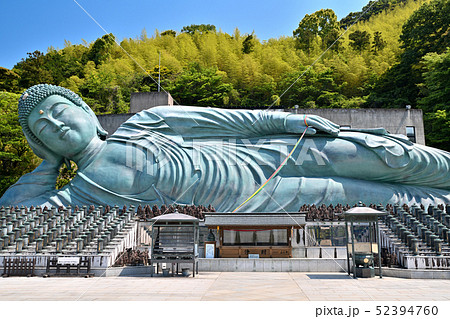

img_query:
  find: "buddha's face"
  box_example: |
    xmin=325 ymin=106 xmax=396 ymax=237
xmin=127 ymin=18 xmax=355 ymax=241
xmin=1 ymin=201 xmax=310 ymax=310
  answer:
xmin=28 ymin=95 xmax=97 ymax=158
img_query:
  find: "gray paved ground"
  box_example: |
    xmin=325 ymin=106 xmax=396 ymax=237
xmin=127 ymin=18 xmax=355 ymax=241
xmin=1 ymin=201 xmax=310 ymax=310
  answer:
xmin=0 ymin=272 xmax=450 ymax=301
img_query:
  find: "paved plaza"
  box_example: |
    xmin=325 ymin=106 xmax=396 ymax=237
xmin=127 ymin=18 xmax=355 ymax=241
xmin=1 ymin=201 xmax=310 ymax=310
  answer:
xmin=0 ymin=272 xmax=449 ymax=301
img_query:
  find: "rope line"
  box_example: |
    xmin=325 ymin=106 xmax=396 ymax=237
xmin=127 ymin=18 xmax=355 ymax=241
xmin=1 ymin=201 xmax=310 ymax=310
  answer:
xmin=232 ymin=117 xmax=309 ymax=213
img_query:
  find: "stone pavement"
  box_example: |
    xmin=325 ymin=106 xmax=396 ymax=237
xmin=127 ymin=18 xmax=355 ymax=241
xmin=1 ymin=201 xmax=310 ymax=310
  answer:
xmin=0 ymin=272 xmax=449 ymax=301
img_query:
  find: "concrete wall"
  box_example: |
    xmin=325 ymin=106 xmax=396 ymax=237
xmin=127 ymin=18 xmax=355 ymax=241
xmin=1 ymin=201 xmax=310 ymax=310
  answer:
xmin=105 ymin=259 xmax=347 ymax=275
xmin=97 ymin=92 xmax=173 ymax=136
xmin=289 ymin=108 xmax=425 ymax=145
xmin=376 ymin=267 xmax=450 ymax=279
xmin=97 ymin=113 xmax=133 ymax=136
xmin=130 ymin=92 xmax=173 ymax=113
xmin=198 ymin=258 xmax=347 ymax=272
xmin=97 ymin=107 xmax=425 ymax=144
xmin=104 ymin=264 xmax=450 ymax=277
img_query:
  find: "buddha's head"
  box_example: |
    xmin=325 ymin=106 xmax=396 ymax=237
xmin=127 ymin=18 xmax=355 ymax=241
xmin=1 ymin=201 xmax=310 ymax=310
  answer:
xmin=18 ymin=84 xmax=108 ymax=162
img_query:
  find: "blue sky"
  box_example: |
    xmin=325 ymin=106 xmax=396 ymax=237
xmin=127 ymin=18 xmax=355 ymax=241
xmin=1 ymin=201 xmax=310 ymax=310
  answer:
xmin=0 ymin=0 xmax=368 ymax=69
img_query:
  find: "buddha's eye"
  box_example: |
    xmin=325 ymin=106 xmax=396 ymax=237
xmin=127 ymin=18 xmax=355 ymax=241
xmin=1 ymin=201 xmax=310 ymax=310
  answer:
xmin=37 ymin=123 xmax=48 ymax=135
xmin=53 ymin=105 xmax=68 ymax=117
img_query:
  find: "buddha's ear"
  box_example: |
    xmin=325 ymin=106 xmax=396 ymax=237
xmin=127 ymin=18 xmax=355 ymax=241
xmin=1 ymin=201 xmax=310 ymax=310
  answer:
xmin=95 ymin=120 xmax=108 ymax=140
xmin=81 ymin=102 xmax=108 ymax=139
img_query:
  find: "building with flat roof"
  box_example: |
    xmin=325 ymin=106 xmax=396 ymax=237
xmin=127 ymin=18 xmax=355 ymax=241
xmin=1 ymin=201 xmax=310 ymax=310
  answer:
xmin=290 ymin=108 xmax=424 ymax=144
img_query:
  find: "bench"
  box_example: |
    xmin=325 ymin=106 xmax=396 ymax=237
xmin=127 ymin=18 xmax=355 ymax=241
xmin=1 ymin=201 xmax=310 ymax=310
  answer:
xmin=44 ymin=256 xmax=93 ymax=277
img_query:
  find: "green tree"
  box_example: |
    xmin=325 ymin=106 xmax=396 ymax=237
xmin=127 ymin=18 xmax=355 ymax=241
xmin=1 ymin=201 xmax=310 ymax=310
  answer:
xmin=168 ymin=63 xmax=233 ymax=107
xmin=240 ymin=74 xmax=277 ymax=107
xmin=349 ymin=30 xmax=371 ymax=52
xmin=140 ymin=65 xmax=174 ymax=92
xmin=424 ymin=110 xmax=450 ymax=151
xmin=79 ymin=61 xmax=126 ymax=114
xmin=399 ymin=0 xmax=449 ymax=60
xmin=14 ymin=51 xmax=54 ymax=89
xmin=279 ymin=68 xmax=344 ymax=108
xmin=372 ymin=31 xmax=387 ymax=53
xmin=85 ymin=33 xmax=116 ymax=66
xmin=242 ymin=33 xmax=256 ymax=54
xmin=161 ymin=30 xmax=177 ymax=37
xmin=0 ymin=92 xmax=40 ymax=196
xmin=418 ymin=49 xmax=450 ymax=112
xmin=368 ymin=0 xmax=450 ymax=108
xmin=317 ymin=10 xmax=341 ymax=50
xmin=323 ymin=28 xmax=342 ymax=52
xmin=44 ymin=49 xmax=68 ymax=85
xmin=293 ymin=9 xmax=340 ymax=52
xmin=0 ymin=67 xmax=20 ymax=92
xmin=181 ymin=24 xmax=216 ymax=35
xmin=340 ymin=0 xmax=409 ymax=29
xmin=418 ymin=49 xmax=450 ymax=150
xmin=1 ymin=1 xmax=435 ymax=118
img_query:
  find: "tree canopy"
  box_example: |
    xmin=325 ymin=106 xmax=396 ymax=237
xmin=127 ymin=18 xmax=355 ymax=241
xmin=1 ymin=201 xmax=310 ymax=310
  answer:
xmin=293 ymin=9 xmax=340 ymax=52
xmin=0 ymin=92 xmax=40 ymax=196
xmin=4 ymin=1 xmax=432 ymax=113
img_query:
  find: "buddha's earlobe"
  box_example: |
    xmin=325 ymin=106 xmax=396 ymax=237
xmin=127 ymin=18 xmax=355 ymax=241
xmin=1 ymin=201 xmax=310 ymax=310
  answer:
xmin=82 ymin=102 xmax=108 ymax=139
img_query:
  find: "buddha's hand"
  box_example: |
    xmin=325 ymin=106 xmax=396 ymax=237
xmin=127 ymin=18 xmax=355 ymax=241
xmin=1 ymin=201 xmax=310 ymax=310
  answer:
xmin=286 ymin=114 xmax=340 ymax=136
xmin=27 ymin=137 xmax=64 ymax=168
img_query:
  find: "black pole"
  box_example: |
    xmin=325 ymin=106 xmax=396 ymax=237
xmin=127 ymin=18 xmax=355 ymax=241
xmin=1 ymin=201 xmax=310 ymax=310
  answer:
xmin=351 ymin=221 xmax=356 ymax=278
xmin=345 ymin=221 xmax=350 ymax=275
xmin=376 ymin=220 xmax=383 ymax=278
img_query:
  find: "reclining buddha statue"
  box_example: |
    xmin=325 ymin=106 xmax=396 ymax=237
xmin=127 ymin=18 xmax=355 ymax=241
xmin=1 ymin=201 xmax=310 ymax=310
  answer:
xmin=1 ymin=84 xmax=449 ymax=211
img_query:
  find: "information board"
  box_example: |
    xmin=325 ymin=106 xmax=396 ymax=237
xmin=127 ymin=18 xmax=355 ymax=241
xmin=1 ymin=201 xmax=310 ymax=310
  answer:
xmin=57 ymin=257 xmax=80 ymax=265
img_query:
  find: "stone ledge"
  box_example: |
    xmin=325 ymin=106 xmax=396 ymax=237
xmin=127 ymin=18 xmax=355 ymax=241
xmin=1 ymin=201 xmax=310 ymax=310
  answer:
xmin=376 ymin=267 xmax=450 ymax=279
xmin=19 ymin=263 xmax=450 ymax=278
xmin=198 ymin=258 xmax=347 ymax=272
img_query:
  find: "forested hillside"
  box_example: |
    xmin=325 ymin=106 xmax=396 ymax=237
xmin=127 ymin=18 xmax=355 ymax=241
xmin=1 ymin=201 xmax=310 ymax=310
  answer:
xmin=1 ymin=0 xmax=434 ymax=110
xmin=0 ymin=0 xmax=449 ymax=195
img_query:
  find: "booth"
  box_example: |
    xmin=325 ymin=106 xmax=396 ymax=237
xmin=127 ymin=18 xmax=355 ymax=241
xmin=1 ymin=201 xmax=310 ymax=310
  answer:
xmin=149 ymin=212 xmax=199 ymax=277
xmin=344 ymin=207 xmax=386 ymax=278
xmin=204 ymin=212 xmax=306 ymax=258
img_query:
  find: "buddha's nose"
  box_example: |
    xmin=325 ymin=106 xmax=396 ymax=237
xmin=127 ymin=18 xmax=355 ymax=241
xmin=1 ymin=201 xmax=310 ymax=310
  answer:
xmin=48 ymin=117 xmax=65 ymax=131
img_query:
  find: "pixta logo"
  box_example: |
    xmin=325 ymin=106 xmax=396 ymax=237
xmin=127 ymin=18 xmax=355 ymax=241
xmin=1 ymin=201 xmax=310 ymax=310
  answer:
xmin=125 ymin=136 xmax=327 ymax=174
